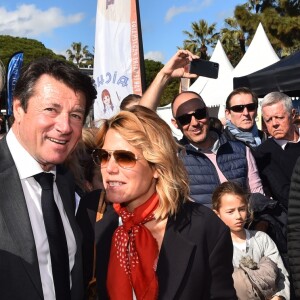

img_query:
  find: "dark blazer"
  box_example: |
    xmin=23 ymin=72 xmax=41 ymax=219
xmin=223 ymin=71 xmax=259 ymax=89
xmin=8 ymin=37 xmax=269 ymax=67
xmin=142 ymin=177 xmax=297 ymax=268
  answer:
xmin=94 ymin=201 xmax=237 ymax=300
xmin=288 ymin=156 xmax=300 ymax=298
xmin=254 ymin=138 xmax=300 ymax=210
xmin=0 ymin=137 xmax=84 ymax=300
xmin=76 ymin=189 xmax=102 ymax=293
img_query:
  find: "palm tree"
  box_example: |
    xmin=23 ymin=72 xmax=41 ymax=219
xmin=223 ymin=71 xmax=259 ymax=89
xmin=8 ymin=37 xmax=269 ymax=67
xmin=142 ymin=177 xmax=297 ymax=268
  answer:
xmin=66 ymin=42 xmax=91 ymax=67
xmin=234 ymin=1 xmax=300 ymax=56
xmin=219 ymin=17 xmax=246 ymax=66
xmin=182 ymin=19 xmax=219 ymax=59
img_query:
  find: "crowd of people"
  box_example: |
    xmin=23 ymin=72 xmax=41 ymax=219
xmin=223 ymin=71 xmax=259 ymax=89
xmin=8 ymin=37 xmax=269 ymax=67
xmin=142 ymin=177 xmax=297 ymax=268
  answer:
xmin=0 ymin=50 xmax=300 ymax=300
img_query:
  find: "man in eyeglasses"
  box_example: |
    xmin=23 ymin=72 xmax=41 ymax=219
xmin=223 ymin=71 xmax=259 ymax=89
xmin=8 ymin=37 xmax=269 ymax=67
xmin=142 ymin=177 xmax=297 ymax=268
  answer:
xmin=224 ymin=87 xmax=267 ymax=149
xmin=170 ymin=90 xmax=264 ymax=206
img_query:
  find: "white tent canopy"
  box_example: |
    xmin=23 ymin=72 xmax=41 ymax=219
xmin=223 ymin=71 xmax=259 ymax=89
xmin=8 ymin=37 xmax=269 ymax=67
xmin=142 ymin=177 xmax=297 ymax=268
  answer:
xmin=232 ymin=23 xmax=279 ymax=78
xmin=156 ymin=103 xmax=183 ymax=139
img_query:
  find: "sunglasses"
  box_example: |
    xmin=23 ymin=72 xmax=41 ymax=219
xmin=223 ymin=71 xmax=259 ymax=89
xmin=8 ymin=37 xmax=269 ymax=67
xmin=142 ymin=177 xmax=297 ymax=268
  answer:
xmin=228 ymin=103 xmax=257 ymax=113
xmin=92 ymin=149 xmax=140 ymax=169
xmin=176 ymin=108 xmax=207 ymax=126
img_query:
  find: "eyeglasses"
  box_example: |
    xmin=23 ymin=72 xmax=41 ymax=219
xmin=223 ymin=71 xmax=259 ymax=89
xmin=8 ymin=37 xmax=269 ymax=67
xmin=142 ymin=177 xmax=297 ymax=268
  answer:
xmin=92 ymin=149 xmax=140 ymax=169
xmin=228 ymin=103 xmax=257 ymax=113
xmin=175 ymin=108 xmax=207 ymax=126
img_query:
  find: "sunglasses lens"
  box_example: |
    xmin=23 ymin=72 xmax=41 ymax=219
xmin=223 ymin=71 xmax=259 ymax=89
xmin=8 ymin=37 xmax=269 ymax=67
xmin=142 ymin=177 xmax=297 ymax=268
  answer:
xmin=246 ymin=104 xmax=257 ymax=111
xmin=230 ymin=103 xmax=257 ymax=113
xmin=92 ymin=149 xmax=109 ymax=166
xmin=176 ymin=114 xmax=192 ymax=126
xmin=176 ymin=108 xmax=206 ymax=125
xmin=92 ymin=149 xmax=137 ymax=168
xmin=230 ymin=106 xmax=244 ymax=113
xmin=194 ymin=108 xmax=207 ymax=120
xmin=114 ymin=150 xmax=137 ymax=168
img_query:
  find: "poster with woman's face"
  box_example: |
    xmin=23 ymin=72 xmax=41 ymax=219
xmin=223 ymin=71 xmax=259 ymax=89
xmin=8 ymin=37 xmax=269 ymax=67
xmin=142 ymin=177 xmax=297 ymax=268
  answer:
xmin=93 ymin=0 xmax=143 ymax=126
xmin=101 ymin=89 xmax=115 ymax=118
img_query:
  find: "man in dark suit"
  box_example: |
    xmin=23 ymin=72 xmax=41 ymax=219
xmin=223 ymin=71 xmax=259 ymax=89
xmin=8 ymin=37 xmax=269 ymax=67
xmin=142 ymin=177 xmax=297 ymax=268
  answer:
xmin=253 ymin=92 xmax=300 ymax=286
xmin=0 ymin=58 xmax=97 ymax=300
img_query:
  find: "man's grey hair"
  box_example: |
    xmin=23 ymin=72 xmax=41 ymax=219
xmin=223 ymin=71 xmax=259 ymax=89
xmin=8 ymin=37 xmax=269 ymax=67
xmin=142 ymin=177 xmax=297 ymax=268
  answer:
xmin=262 ymin=92 xmax=293 ymax=114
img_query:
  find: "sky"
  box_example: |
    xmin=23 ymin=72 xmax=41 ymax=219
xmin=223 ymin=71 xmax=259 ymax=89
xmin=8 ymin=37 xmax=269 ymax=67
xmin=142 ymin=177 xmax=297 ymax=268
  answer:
xmin=0 ymin=0 xmax=244 ymax=64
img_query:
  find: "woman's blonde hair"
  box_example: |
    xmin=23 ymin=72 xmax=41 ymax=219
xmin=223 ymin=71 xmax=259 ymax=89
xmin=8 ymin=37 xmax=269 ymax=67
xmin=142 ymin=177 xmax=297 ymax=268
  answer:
xmin=95 ymin=105 xmax=190 ymax=219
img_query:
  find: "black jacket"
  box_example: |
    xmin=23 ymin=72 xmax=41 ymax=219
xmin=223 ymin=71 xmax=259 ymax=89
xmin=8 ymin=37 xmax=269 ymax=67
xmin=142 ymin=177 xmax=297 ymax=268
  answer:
xmin=288 ymin=156 xmax=300 ymax=298
xmin=0 ymin=136 xmax=84 ymax=300
xmin=94 ymin=201 xmax=237 ymax=300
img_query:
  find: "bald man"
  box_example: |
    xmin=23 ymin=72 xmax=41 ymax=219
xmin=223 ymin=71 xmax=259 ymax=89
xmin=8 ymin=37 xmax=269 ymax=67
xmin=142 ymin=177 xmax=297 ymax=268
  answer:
xmin=170 ymin=91 xmax=264 ymax=206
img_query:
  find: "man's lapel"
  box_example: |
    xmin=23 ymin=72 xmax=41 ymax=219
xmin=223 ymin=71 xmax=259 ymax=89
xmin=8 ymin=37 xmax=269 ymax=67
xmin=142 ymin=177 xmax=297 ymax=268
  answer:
xmin=55 ymin=167 xmax=82 ymax=257
xmin=0 ymin=138 xmax=43 ymax=298
xmin=55 ymin=167 xmax=84 ymax=299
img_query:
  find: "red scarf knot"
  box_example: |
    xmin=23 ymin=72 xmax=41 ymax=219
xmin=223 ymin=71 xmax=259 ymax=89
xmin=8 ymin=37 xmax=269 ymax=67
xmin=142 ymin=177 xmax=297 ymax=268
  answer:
xmin=107 ymin=193 xmax=159 ymax=300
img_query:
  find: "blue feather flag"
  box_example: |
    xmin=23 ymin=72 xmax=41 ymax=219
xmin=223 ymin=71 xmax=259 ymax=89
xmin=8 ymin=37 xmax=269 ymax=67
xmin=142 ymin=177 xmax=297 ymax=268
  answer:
xmin=6 ymin=51 xmax=24 ymax=116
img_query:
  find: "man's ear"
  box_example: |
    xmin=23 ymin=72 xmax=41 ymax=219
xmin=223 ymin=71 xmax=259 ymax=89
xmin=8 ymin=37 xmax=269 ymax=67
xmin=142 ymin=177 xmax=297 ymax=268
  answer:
xmin=291 ymin=108 xmax=297 ymax=119
xmin=225 ymin=109 xmax=231 ymax=121
xmin=171 ymin=118 xmax=179 ymax=129
xmin=13 ymin=99 xmax=25 ymax=123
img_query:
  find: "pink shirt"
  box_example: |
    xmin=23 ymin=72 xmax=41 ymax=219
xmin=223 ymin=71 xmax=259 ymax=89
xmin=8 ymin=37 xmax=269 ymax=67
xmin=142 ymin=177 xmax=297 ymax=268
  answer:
xmin=194 ymin=132 xmax=264 ymax=193
xmin=204 ymin=147 xmax=264 ymax=193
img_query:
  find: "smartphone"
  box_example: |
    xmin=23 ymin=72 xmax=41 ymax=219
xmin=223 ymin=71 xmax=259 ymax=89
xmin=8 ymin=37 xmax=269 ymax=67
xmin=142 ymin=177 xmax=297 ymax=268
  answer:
xmin=189 ymin=59 xmax=219 ymax=79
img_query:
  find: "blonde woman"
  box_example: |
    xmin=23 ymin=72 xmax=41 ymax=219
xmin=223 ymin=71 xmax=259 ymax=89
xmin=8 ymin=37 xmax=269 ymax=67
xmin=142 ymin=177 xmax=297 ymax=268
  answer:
xmin=91 ymin=105 xmax=237 ymax=300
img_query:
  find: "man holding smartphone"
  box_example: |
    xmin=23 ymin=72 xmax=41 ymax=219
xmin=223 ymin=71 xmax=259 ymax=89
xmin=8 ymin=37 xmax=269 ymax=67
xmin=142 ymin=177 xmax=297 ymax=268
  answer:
xmin=139 ymin=52 xmax=264 ymax=206
xmin=170 ymin=90 xmax=264 ymax=206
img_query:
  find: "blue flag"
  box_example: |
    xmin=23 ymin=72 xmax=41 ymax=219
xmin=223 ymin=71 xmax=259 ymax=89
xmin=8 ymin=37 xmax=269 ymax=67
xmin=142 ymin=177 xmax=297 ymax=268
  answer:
xmin=7 ymin=51 xmax=24 ymax=116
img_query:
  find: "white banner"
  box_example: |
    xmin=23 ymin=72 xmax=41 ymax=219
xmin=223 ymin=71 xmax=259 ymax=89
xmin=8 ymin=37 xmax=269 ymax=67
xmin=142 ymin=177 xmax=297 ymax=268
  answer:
xmin=93 ymin=0 xmax=144 ymax=126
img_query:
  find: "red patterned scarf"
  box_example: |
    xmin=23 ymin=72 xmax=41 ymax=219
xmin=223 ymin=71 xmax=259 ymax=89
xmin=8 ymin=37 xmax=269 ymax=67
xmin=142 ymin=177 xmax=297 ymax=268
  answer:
xmin=107 ymin=193 xmax=159 ymax=300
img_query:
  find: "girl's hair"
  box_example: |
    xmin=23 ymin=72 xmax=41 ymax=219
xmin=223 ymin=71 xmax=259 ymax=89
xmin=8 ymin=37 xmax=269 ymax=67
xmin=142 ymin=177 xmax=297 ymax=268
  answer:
xmin=95 ymin=105 xmax=190 ymax=219
xmin=212 ymin=181 xmax=253 ymax=222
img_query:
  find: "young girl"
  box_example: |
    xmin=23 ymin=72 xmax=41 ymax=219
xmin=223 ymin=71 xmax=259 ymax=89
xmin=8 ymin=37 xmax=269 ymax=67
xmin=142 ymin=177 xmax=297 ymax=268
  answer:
xmin=212 ymin=181 xmax=290 ymax=300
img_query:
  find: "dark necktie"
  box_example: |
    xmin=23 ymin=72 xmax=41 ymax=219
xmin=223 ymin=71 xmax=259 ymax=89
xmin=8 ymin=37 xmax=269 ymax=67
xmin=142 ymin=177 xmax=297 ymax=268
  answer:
xmin=34 ymin=172 xmax=71 ymax=300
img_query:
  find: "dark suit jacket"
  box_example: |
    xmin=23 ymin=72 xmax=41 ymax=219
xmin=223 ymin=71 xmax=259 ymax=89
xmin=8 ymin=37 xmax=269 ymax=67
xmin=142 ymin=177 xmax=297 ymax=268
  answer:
xmin=288 ymin=156 xmax=300 ymax=298
xmin=0 ymin=137 xmax=84 ymax=300
xmin=94 ymin=201 xmax=237 ymax=300
xmin=76 ymin=189 xmax=102 ymax=294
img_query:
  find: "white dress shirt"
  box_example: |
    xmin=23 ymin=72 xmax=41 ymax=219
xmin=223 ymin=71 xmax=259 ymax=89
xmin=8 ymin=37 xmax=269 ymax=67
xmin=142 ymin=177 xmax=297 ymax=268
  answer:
xmin=273 ymin=126 xmax=300 ymax=149
xmin=6 ymin=129 xmax=76 ymax=300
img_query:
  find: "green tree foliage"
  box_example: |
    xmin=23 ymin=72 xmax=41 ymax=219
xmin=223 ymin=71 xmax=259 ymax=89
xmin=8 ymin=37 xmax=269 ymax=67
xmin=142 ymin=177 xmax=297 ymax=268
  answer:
xmin=182 ymin=19 xmax=219 ymax=59
xmin=0 ymin=35 xmax=68 ymax=112
xmin=0 ymin=35 xmax=64 ymax=67
xmin=66 ymin=42 xmax=93 ymax=68
xmin=144 ymin=59 xmax=180 ymax=106
xmin=234 ymin=0 xmax=300 ymax=56
xmin=220 ymin=17 xmax=245 ymax=67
